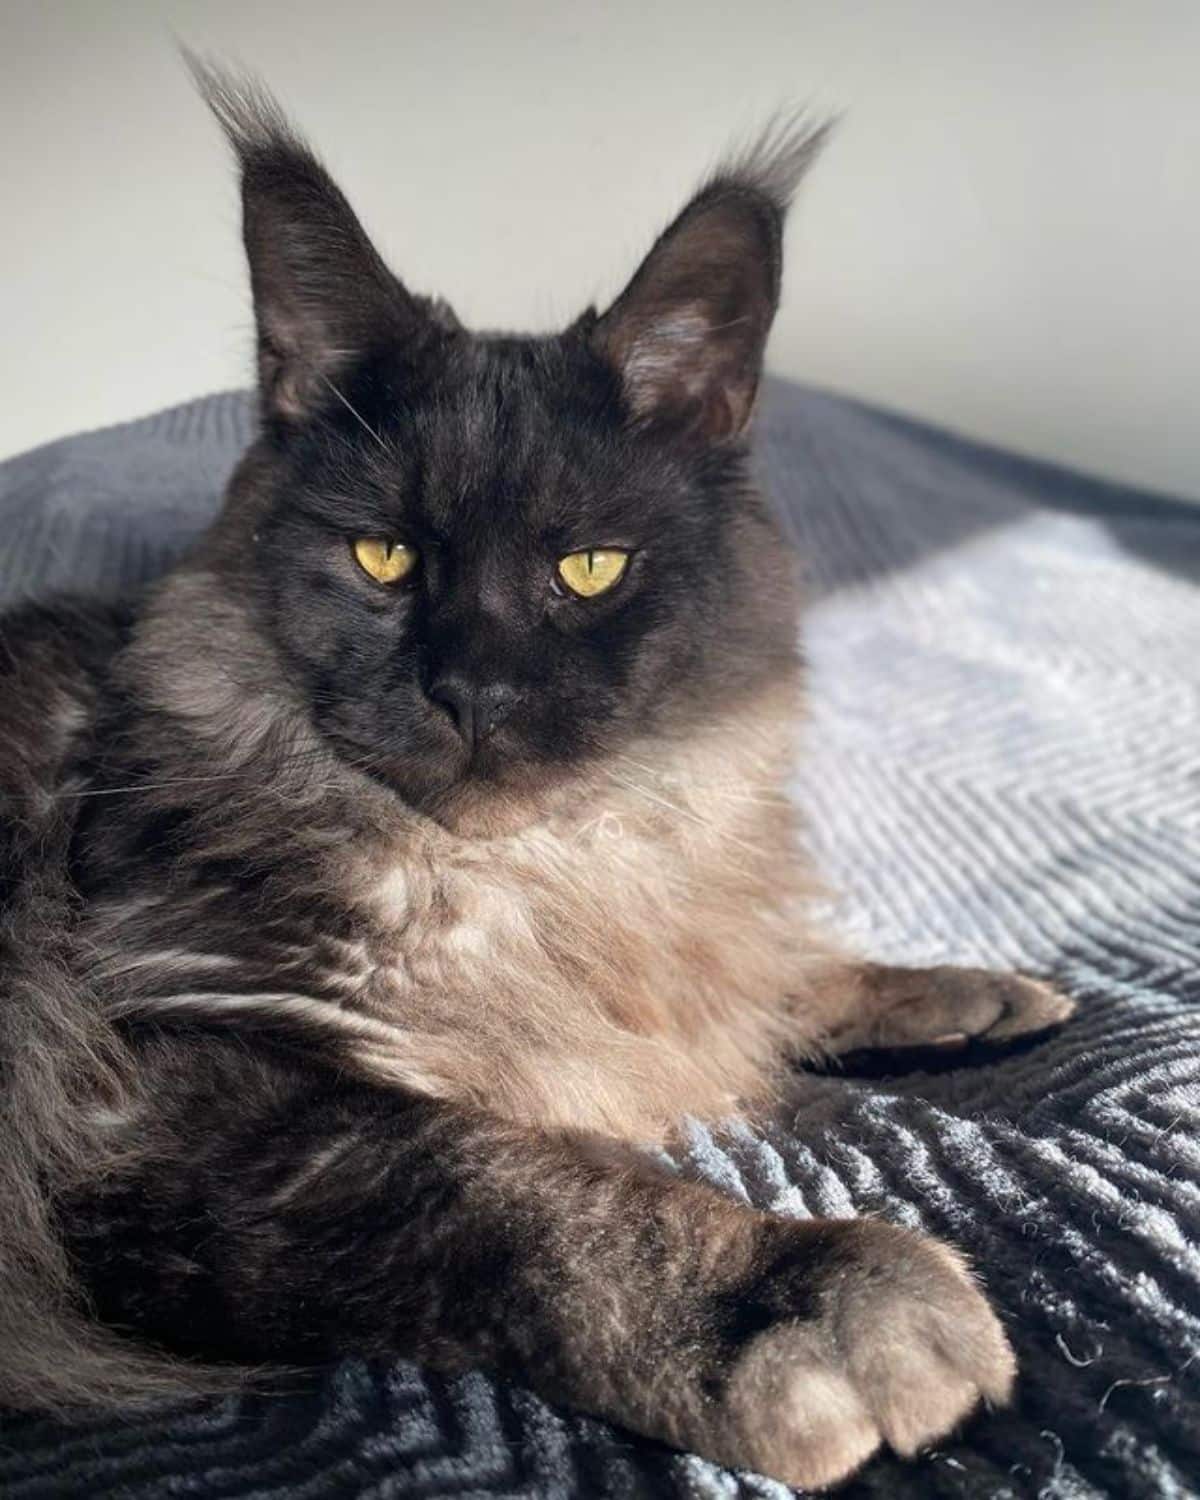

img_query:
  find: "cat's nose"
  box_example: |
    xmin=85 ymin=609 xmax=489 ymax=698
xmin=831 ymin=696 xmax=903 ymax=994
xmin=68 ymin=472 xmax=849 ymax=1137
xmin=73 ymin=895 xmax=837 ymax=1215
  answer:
xmin=429 ymin=675 xmax=520 ymax=750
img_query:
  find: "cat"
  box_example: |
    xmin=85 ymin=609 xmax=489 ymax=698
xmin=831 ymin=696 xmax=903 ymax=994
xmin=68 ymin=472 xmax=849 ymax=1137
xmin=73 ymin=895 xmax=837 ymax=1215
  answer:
xmin=0 ymin=61 xmax=1074 ymax=1491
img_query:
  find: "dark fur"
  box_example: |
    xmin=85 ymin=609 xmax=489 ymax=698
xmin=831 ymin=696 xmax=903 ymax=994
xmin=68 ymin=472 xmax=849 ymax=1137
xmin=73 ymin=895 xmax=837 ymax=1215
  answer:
xmin=0 ymin=65 xmax=1072 ymax=1488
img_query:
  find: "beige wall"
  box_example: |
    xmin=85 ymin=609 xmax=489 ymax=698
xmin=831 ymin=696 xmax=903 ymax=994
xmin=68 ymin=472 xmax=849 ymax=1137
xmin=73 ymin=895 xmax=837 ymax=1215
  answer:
xmin=2 ymin=0 xmax=1197 ymax=497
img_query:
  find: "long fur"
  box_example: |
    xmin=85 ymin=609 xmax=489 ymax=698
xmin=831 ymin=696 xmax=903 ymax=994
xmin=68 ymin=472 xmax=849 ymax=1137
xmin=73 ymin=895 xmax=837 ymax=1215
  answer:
xmin=0 ymin=79 xmax=828 ymax=1409
xmin=0 ymin=604 xmax=243 ymax=1407
xmin=0 ymin=70 xmax=1054 ymax=1491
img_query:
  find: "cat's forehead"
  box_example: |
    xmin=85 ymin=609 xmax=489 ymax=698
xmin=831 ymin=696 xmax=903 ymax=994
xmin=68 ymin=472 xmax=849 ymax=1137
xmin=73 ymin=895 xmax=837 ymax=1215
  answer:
xmin=392 ymin=341 xmax=676 ymax=539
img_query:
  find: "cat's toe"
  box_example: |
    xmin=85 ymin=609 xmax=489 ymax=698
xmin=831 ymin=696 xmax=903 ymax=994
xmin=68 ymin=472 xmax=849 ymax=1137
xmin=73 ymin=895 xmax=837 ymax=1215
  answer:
xmin=715 ymin=1219 xmax=1014 ymax=1489
xmin=722 ymin=1333 xmax=884 ymax=1489
xmin=857 ymin=965 xmax=1076 ymax=1052
xmin=840 ymin=1231 xmax=1015 ymax=1456
xmin=979 ymin=974 xmax=1076 ymax=1042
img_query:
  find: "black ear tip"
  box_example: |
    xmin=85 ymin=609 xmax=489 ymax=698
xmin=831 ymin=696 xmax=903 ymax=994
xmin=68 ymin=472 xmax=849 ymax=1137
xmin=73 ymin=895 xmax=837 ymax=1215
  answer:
xmin=181 ymin=47 xmax=304 ymax=163
xmin=708 ymin=111 xmax=836 ymax=216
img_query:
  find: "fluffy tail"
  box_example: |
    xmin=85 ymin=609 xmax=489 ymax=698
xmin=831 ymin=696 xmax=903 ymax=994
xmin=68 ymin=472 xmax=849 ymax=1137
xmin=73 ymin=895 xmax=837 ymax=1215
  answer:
xmin=0 ymin=602 xmax=239 ymax=1412
xmin=0 ymin=964 xmax=216 ymax=1408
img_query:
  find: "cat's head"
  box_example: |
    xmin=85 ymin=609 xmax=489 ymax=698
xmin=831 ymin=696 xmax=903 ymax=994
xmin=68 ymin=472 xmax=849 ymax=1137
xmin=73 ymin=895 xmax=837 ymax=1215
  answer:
xmin=191 ymin=64 xmax=825 ymax=830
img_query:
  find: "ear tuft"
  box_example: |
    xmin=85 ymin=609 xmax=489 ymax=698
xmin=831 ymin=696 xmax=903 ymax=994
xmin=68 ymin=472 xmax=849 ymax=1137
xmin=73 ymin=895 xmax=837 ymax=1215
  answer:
xmin=186 ymin=52 xmax=437 ymax=426
xmin=709 ymin=112 xmax=835 ymax=222
xmin=591 ymin=114 xmax=832 ymax=445
xmin=183 ymin=50 xmax=308 ymax=166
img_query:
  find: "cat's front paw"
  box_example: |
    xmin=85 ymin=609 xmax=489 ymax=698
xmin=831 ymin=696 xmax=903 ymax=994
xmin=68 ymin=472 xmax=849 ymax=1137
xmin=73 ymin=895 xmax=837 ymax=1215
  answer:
xmin=710 ymin=1219 xmax=1015 ymax=1490
xmin=831 ymin=964 xmax=1075 ymax=1055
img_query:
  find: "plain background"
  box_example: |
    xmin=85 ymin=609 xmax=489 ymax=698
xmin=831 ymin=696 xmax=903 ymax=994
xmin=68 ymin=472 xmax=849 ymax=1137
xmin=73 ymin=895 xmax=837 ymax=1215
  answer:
xmin=2 ymin=0 xmax=1197 ymax=499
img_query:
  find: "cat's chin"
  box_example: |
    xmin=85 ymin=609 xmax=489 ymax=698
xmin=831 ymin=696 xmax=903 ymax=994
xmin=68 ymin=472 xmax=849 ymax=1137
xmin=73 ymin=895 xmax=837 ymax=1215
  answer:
xmin=421 ymin=781 xmax=546 ymax=839
xmin=416 ymin=758 xmax=573 ymax=839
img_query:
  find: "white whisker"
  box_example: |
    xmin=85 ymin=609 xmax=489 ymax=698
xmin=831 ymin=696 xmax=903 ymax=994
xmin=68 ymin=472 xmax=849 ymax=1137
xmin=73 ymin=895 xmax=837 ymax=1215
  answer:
xmin=604 ymin=770 xmax=766 ymax=865
xmin=613 ymin=752 xmax=789 ymax=807
xmin=318 ymin=372 xmax=389 ymax=452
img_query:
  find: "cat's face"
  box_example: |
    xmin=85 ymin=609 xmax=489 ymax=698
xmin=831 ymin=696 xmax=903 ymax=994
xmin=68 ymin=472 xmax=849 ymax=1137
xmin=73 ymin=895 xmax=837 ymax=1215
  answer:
xmin=196 ymin=70 xmax=822 ymax=824
xmin=248 ymin=333 xmax=796 ymax=822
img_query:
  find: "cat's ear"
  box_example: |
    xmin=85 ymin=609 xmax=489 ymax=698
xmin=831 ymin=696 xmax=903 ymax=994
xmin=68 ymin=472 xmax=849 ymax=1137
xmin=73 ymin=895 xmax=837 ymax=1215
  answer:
xmin=188 ymin=56 xmax=450 ymax=424
xmin=590 ymin=121 xmax=830 ymax=445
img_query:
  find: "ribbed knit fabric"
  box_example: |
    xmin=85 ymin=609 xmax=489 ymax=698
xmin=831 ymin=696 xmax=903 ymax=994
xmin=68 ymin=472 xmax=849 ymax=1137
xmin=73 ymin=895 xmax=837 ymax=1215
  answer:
xmin=0 ymin=384 xmax=1197 ymax=1498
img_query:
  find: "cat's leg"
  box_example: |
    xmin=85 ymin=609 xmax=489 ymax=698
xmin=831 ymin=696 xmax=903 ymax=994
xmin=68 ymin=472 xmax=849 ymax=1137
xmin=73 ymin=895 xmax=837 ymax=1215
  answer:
xmin=803 ymin=960 xmax=1075 ymax=1057
xmin=67 ymin=1035 xmax=1014 ymax=1491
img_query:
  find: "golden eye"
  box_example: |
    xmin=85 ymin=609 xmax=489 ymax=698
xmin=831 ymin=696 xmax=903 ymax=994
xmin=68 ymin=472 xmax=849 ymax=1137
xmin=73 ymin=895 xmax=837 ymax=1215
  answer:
xmin=353 ymin=538 xmax=418 ymax=585
xmin=557 ymin=548 xmax=629 ymax=599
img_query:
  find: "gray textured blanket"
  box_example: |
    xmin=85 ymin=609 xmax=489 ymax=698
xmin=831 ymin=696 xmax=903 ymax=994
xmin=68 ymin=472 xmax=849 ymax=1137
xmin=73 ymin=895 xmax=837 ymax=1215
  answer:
xmin=1 ymin=385 xmax=1197 ymax=1498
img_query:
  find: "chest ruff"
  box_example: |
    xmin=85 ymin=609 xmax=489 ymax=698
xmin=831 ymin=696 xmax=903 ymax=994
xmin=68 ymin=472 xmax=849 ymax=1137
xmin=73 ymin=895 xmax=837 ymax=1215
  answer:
xmin=92 ymin=691 xmax=821 ymax=1143
xmin=330 ymin=696 xmax=819 ymax=1140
